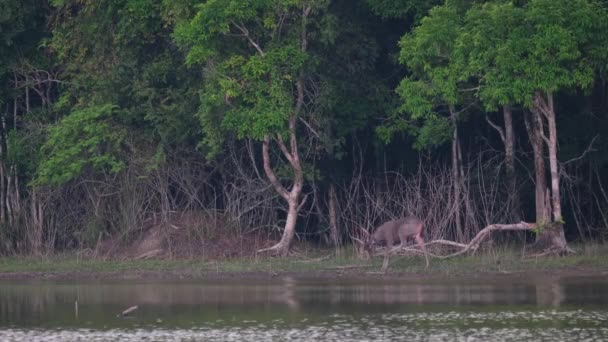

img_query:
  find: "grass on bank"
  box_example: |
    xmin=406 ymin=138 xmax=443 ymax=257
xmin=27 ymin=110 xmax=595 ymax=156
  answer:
xmin=0 ymin=242 xmax=607 ymax=277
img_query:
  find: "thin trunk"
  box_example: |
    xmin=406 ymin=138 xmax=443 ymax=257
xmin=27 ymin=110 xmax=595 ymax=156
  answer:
xmin=328 ymin=183 xmax=340 ymax=249
xmin=6 ymin=175 xmax=12 ymax=226
xmin=458 ymin=136 xmax=474 ymax=240
xmin=0 ymin=136 xmax=4 ymax=225
xmin=25 ymin=87 xmax=29 ymax=118
xmin=452 ymin=122 xmax=463 ymax=242
xmin=257 ymin=5 xmax=310 ymax=255
xmin=503 ymin=105 xmax=519 ymax=221
xmin=29 ymin=189 xmax=44 ymax=254
xmin=260 ymin=117 xmax=305 ymax=255
xmin=524 ymin=109 xmax=548 ymax=225
xmin=1 ymin=113 xmax=7 ymax=225
xmin=487 ymin=106 xmax=519 ymax=222
xmin=537 ymin=92 xmax=562 ymax=221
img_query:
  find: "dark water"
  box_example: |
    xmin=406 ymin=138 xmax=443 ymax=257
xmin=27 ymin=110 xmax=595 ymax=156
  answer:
xmin=0 ymin=275 xmax=607 ymax=341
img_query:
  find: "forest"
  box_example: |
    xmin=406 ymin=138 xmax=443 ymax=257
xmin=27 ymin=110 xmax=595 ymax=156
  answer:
xmin=1 ymin=0 xmax=608 ymax=260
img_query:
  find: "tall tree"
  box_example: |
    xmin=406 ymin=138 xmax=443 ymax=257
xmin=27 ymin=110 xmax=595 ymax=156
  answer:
xmin=456 ymin=0 xmax=608 ymax=250
xmin=174 ymin=0 xmax=333 ymax=255
xmin=41 ymin=0 xmax=202 ymax=184
xmin=379 ymin=3 xmax=473 ymax=241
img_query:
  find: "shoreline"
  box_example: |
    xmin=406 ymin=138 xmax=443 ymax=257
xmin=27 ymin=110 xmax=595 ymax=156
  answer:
xmin=1 ymin=245 xmax=607 ymax=282
xmin=1 ymin=265 xmax=606 ymax=282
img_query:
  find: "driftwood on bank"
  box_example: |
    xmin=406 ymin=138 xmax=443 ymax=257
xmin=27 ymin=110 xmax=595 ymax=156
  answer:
xmin=377 ymin=221 xmax=538 ymax=259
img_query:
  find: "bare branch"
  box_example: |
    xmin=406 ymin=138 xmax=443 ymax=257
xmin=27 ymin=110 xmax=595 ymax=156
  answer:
xmin=231 ymin=20 xmax=265 ymax=57
xmin=297 ymin=193 xmax=309 ymax=212
xmin=485 ymin=115 xmax=505 ymax=143
xmin=437 ymin=221 xmax=534 ymax=258
xmin=275 ymin=133 xmax=295 ymax=166
xmin=298 ymin=117 xmax=320 ymax=138
xmin=562 ymin=135 xmax=598 ymax=165
xmin=262 ymin=135 xmax=289 ymax=200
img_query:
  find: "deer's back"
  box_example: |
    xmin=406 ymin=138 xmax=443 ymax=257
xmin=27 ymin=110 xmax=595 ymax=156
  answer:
xmin=374 ymin=216 xmax=423 ymax=241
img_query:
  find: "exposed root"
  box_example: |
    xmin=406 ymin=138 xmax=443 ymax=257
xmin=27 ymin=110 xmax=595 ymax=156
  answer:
xmin=257 ymin=242 xmax=290 ymax=256
xmin=525 ymin=245 xmax=576 ymax=258
xmin=373 ymin=246 xmax=441 ymax=259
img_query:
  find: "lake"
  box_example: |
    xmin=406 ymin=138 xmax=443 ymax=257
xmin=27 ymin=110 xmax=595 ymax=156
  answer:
xmin=0 ymin=274 xmax=607 ymax=341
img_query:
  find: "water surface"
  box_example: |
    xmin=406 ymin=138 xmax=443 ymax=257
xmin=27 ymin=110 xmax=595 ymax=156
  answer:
xmin=0 ymin=275 xmax=606 ymax=341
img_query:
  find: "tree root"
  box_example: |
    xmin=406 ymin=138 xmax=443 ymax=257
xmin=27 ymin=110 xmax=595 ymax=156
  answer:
xmin=257 ymin=242 xmax=291 ymax=256
xmin=524 ymin=245 xmax=576 ymax=258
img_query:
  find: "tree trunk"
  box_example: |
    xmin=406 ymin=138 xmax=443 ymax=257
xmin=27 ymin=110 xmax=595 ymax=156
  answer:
xmin=524 ymin=109 xmax=549 ymax=225
xmin=0 ymin=113 xmax=6 ymax=225
xmin=328 ymin=183 xmax=340 ymax=249
xmin=256 ymin=5 xmax=311 ymax=256
xmin=29 ymin=188 xmax=44 ymax=255
xmin=487 ymin=106 xmax=520 ymax=222
xmin=259 ymin=115 xmax=305 ymax=256
xmin=503 ymin=105 xmax=520 ymax=221
xmin=532 ymin=91 xmax=568 ymax=250
xmin=276 ymin=196 xmax=299 ymax=255
xmin=0 ymin=137 xmax=4 ymax=225
xmin=536 ymin=92 xmax=562 ymax=221
xmin=450 ymin=107 xmax=463 ymax=242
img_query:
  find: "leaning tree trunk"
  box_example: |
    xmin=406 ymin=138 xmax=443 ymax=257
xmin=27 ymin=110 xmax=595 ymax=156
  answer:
xmin=249 ymin=6 xmax=311 ymax=256
xmin=259 ymin=114 xmax=305 ymax=256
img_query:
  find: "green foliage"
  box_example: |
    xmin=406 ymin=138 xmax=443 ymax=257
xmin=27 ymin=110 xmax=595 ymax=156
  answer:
xmin=51 ymin=0 xmax=202 ymax=147
xmin=365 ymin=0 xmax=441 ymax=19
xmin=35 ymin=105 xmax=126 ymax=186
xmin=384 ymin=0 xmax=608 ymax=149
xmin=6 ymin=128 xmax=44 ymax=180
xmin=381 ymin=2 xmax=467 ymax=149
xmin=0 ymin=0 xmax=43 ymax=48
xmin=174 ymin=0 xmax=327 ymax=157
xmin=457 ymin=0 xmax=608 ymax=110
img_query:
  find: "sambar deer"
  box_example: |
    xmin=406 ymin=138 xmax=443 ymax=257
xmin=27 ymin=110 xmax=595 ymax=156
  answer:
xmin=365 ymin=216 xmax=429 ymax=272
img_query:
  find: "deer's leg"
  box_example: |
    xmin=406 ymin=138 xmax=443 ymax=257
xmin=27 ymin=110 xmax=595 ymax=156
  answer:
xmin=381 ymin=251 xmax=389 ymax=273
xmin=381 ymin=235 xmax=393 ymax=273
xmin=415 ymin=234 xmax=430 ymax=269
xmin=398 ymin=230 xmax=408 ymax=250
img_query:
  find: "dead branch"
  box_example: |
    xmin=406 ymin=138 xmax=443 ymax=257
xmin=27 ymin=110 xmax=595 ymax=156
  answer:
xmin=374 ymin=221 xmax=535 ymax=260
xmin=436 ymin=221 xmax=535 ymax=258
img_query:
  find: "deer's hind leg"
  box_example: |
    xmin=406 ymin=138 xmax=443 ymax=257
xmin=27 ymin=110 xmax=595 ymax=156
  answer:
xmin=415 ymin=233 xmax=430 ymax=269
xmin=381 ymin=251 xmax=389 ymax=273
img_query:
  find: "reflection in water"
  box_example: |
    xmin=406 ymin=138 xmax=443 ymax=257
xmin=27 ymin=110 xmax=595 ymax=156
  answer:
xmin=0 ymin=275 xmax=606 ymax=341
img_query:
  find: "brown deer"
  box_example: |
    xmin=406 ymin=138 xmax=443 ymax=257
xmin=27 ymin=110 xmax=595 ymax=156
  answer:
xmin=365 ymin=216 xmax=429 ymax=272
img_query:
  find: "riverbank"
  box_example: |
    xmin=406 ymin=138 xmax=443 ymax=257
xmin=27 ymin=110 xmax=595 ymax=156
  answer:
xmin=0 ymin=243 xmax=607 ymax=281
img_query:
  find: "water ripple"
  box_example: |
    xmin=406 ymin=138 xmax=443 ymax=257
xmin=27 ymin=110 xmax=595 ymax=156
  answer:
xmin=2 ymin=310 xmax=607 ymax=342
